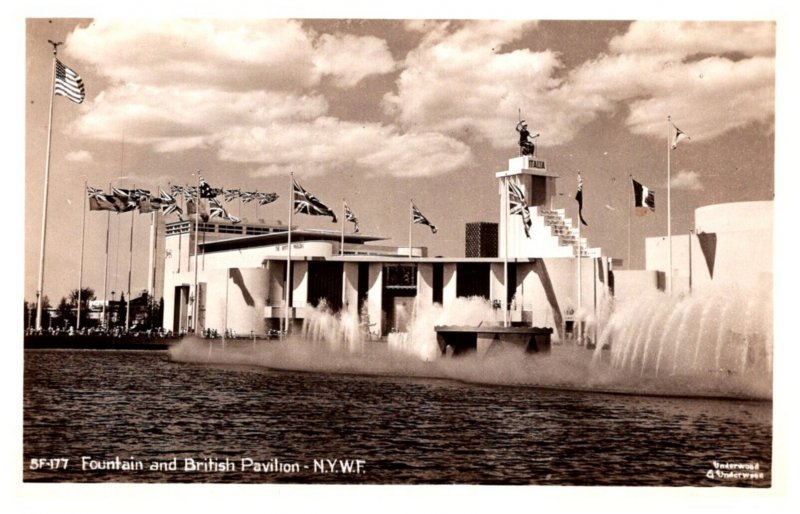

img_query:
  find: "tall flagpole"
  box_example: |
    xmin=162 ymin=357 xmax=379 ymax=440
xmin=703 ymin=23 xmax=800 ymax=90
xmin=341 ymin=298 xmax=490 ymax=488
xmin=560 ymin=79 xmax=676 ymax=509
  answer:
xmin=284 ymin=173 xmax=294 ymax=335
xmin=628 ymin=174 xmax=632 ymax=269
xmin=667 ymin=115 xmax=673 ymax=295
xmin=193 ymin=172 xmax=200 ymax=333
xmin=35 ymin=42 xmax=60 ymax=330
xmin=147 ymin=210 xmax=156 ymax=298
xmin=340 ymin=198 xmax=345 ymax=256
xmin=125 ymin=189 xmax=135 ymax=332
xmin=408 ymin=200 xmax=413 ymax=258
xmin=101 ymin=182 xmax=111 ymax=329
xmin=151 ymin=210 xmax=159 ymax=297
xmin=503 ymin=177 xmax=509 ymax=327
xmin=577 ymin=182 xmax=582 ymax=344
xmin=77 ymin=179 xmax=87 ymax=329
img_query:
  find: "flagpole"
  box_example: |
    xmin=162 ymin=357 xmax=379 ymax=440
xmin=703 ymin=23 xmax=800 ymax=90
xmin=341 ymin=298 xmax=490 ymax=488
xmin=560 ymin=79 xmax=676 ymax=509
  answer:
xmin=503 ymin=177 xmax=509 ymax=328
xmin=125 ymin=199 xmax=135 ymax=333
xmin=147 ymin=210 xmax=156 ymax=299
xmin=101 ymin=182 xmax=111 ymax=329
xmin=340 ymin=198 xmax=345 ymax=256
xmin=628 ymin=174 xmax=632 ymax=269
xmin=408 ymin=201 xmax=413 ymax=259
xmin=35 ymin=43 xmax=59 ymax=330
xmin=151 ymin=210 xmax=159 ymax=298
xmin=77 ymin=179 xmax=87 ymax=329
xmin=667 ymin=115 xmax=673 ymax=295
xmin=577 ymin=180 xmax=582 ymax=344
xmin=193 ymin=172 xmax=200 ymax=333
xmin=285 ymin=174 xmax=294 ymax=335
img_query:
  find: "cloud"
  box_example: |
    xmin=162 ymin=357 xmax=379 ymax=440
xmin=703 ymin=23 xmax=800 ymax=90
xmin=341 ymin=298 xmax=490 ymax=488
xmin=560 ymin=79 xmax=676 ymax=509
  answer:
xmin=65 ymin=150 xmax=93 ymax=163
xmin=385 ymin=20 xmax=774 ymax=149
xmin=313 ymin=33 xmax=396 ymax=87
xmin=384 ymin=21 xmax=576 ymax=148
xmin=63 ymin=19 xmax=404 ymax=174
xmin=671 ymin=170 xmax=704 ymax=191
xmin=567 ymin=21 xmax=775 ymax=141
xmin=218 ymin=117 xmax=472 ymax=178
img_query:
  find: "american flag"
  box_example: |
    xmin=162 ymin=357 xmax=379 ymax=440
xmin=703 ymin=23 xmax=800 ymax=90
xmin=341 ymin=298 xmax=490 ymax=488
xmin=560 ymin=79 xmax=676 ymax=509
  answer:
xmin=508 ymin=181 xmax=532 ymax=238
xmin=293 ymin=179 xmax=337 ymax=223
xmin=54 ymin=59 xmax=85 ymax=104
xmin=344 ymin=201 xmax=360 ymax=233
xmin=412 ymin=202 xmax=437 ymax=234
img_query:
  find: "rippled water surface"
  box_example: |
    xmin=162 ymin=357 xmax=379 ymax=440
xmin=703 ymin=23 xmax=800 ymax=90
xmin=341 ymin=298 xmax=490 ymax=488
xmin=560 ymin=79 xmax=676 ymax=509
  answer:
xmin=24 ymin=349 xmax=771 ymax=485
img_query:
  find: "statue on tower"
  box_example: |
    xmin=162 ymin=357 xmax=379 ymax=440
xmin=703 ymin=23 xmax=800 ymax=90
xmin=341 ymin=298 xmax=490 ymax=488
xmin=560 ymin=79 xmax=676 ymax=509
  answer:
xmin=516 ymin=120 xmax=539 ymax=156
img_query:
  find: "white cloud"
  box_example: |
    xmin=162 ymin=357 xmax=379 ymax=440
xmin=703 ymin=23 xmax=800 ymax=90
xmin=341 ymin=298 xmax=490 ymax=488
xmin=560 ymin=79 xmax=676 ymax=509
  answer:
xmin=384 ymin=20 xmax=575 ymax=148
xmin=313 ymin=33 xmax=395 ymax=87
xmin=62 ymin=19 xmax=402 ymax=174
xmin=385 ymin=20 xmax=774 ymax=149
xmin=609 ymin=21 xmax=775 ymax=58
xmin=671 ymin=170 xmax=704 ymax=191
xmin=65 ymin=150 xmax=93 ymax=163
xmin=218 ymin=117 xmax=472 ymax=178
xmin=567 ymin=22 xmax=775 ymax=141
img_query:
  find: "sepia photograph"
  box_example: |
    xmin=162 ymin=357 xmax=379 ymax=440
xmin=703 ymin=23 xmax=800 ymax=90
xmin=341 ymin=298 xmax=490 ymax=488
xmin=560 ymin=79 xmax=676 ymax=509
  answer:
xmin=12 ymin=1 xmax=795 ymax=510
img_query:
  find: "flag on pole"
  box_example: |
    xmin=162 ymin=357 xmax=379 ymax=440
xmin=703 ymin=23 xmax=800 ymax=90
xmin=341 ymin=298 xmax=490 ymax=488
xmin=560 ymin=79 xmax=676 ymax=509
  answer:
xmin=209 ymin=198 xmax=230 ymax=220
xmin=344 ymin=201 xmax=360 ymax=233
xmin=87 ymin=187 xmax=117 ymax=212
xmin=110 ymin=188 xmax=139 ymax=212
xmin=412 ymin=202 xmax=437 ymax=234
xmin=160 ymin=190 xmax=183 ymax=220
xmin=199 ymin=175 xmax=217 ymax=198
xmin=293 ymin=179 xmax=337 ymax=222
xmin=257 ymin=192 xmax=279 ymax=206
xmin=54 ymin=59 xmax=85 ymax=104
xmin=240 ymin=191 xmax=256 ymax=203
xmin=223 ymin=189 xmax=240 ymax=202
xmin=575 ymin=173 xmax=588 ymax=226
xmin=671 ymin=121 xmax=691 ymax=150
xmin=508 ymin=180 xmax=532 ymax=238
xmin=632 ymin=178 xmax=656 ymax=216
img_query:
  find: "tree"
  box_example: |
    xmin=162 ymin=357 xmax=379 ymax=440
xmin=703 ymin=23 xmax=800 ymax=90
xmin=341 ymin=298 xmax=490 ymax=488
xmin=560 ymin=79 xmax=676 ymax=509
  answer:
xmin=57 ymin=297 xmax=74 ymax=329
xmin=69 ymin=287 xmax=96 ymax=328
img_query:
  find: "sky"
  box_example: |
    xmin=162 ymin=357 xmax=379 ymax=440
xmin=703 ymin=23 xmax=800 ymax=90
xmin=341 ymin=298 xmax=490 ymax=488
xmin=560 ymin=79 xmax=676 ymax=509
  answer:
xmin=21 ymin=7 xmax=780 ymax=305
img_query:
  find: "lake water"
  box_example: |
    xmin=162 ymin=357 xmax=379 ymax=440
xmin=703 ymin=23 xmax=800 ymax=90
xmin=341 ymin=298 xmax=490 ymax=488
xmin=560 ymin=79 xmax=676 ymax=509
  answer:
xmin=23 ymin=347 xmax=772 ymax=485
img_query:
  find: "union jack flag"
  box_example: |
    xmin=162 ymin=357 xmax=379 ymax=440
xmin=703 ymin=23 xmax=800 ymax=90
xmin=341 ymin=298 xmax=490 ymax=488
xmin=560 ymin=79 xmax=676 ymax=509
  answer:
xmin=508 ymin=181 xmax=532 ymax=238
xmin=257 ymin=192 xmax=279 ymax=206
xmin=412 ymin=202 xmax=437 ymax=234
xmin=223 ymin=189 xmax=240 ymax=202
xmin=110 ymin=187 xmax=139 ymax=212
xmin=87 ymin=186 xmax=117 ymax=212
xmin=240 ymin=191 xmax=256 ymax=204
xmin=344 ymin=201 xmax=360 ymax=233
xmin=293 ymin=179 xmax=337 ymax=223
xmin=209 ymin=198 xmax=240 ymax=224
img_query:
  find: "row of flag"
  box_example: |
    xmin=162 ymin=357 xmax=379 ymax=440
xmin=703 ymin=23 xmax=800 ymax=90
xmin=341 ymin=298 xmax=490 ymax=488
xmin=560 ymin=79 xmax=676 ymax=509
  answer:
xmin=83 ymin=175 xmax=391 ymax=236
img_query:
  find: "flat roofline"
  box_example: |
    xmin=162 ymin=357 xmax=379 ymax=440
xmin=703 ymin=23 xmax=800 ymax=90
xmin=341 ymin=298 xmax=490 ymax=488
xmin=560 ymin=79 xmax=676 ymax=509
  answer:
xmin=199 ymin=229 xmax=388 ymax=252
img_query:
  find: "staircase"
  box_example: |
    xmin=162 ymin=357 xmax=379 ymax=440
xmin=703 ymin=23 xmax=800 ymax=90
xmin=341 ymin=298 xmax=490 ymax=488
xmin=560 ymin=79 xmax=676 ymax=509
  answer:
xmin=536 ymin=207 xmax=596 ymax=257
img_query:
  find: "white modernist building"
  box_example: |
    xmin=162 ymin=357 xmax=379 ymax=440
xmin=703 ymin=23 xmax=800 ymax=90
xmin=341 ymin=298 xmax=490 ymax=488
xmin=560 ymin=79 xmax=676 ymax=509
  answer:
xmin=161 ymin=155 xmax=612 ymax=341
xmin=160 ymin=155 xmax=772 ymax=342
